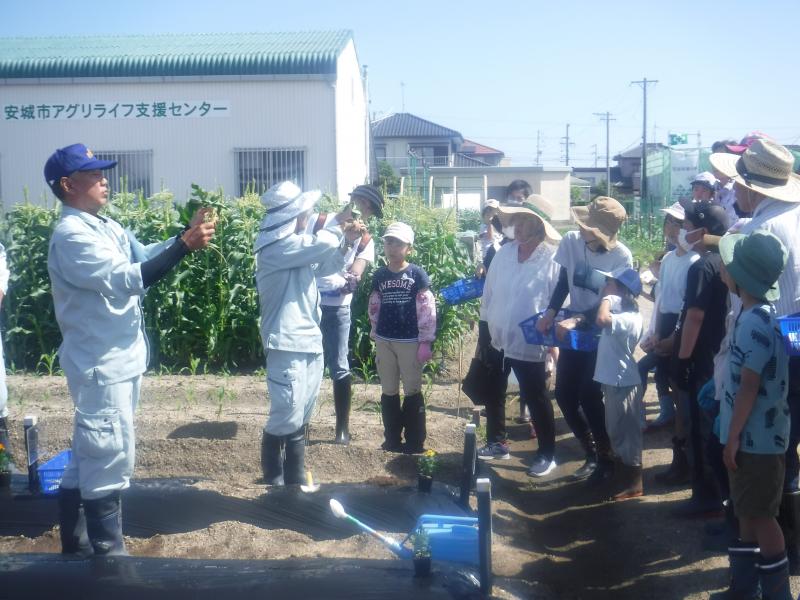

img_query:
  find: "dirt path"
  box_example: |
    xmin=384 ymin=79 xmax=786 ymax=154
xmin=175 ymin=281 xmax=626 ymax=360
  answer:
xmin=2 ymin=324 xmax=799 ymax=597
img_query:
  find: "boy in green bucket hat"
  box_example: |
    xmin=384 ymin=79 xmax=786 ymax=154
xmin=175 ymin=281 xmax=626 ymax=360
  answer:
xmin=715 ymin=229 xmax=790 ymax=598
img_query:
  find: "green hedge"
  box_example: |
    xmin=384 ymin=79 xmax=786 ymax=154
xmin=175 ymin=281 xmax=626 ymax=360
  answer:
xmin=0 ymin=187 xmax=478 ymax=374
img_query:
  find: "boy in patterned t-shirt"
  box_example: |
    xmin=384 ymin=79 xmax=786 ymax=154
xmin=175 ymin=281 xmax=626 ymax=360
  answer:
xmin=368 ymin=222 xmax=436 ymax=454
xmin=717 ymin=230 xmax=790 ymax=598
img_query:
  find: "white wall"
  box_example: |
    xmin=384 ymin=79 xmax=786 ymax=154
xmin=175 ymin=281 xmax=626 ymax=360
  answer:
xmin=334 ymin=40 xmax=369 ymax=200
xmin=0 ymin=77 xmax=340 ymax=206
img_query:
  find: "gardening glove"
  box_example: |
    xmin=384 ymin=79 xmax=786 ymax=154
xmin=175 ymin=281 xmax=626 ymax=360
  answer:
xmin=417 ymin=342 xmax=433 ymax=364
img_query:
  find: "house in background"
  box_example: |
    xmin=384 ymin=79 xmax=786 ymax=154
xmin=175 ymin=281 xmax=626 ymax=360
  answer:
xmin=372 ymin=112 xmax=571 ymax=221
xmin=0 ymin=31 xmax=368 ymax=205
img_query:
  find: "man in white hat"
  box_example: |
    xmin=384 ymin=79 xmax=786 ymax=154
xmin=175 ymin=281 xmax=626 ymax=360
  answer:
xmin=710 ymin=138 xmax=800 ymax=568
xmin=691 ymin=172 xmax=718 ymax=202
xmin=254 ymin=181 xmax=362 ymax=486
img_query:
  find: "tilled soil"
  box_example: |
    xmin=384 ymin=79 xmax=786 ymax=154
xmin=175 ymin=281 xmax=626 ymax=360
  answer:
xmin=2 ymin=329 xmax=799 ymax=598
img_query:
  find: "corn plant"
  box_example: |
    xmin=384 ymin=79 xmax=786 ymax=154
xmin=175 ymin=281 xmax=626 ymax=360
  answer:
xmin=0 ymin=189 xmax=477 ymax=375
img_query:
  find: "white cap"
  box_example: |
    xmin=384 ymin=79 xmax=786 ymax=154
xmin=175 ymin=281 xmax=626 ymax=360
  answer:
xmin=24 ymin=415 xmax=38 ymax=426
xmin=484 ymin=199 xmax=499 ymax=209
xmin=465 ymin=424 xmax=477 ymax=434
xmin=476 ymin=478 xmax=491 ymax=493
xmin=660 ymin=202 xmax=685 ymax=220
xmin=691 ymin=171 xmax=718 ymax=189
xmin=382 ymin=222 xmax=415 ymax=245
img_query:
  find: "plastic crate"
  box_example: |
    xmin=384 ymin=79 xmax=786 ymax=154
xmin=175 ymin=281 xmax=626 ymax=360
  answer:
xmin=779 ymin=313 xmax=800 ymax=357
xmin=440 ymin=277 xmax=485 ymax=305
xmin=413 ymin=514 xmax=479 ymax=565
xmin=519 ymin=310 xmax=600 ymax=352
xmin=37 ymin=449 xmax=71 ymax=496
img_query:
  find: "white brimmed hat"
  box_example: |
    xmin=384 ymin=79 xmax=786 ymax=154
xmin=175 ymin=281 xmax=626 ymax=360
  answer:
xmin=496 ymin=194 xmax=562 ymax=244
xmin=660 ymin=202 xmax=685 ymax=220
xmin=709 ymin=139 xmax=800 ymax=203
xmin=254 ymin=181 xmax=321 ymax=252
xmin=383 ymin=222 xmax=415 ymax=245
xmin=691 ymin=171 xmax=718 ymax=190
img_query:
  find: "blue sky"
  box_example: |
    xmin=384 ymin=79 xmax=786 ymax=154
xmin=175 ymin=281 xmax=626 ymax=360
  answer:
xmin=3 ymin=0 xmax=798 ymax=167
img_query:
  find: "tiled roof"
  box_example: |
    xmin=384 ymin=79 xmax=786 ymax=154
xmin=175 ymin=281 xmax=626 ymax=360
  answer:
xmin=372 ymin=113 xmax=463 ymax=140
xmin=0 ymin=31 xmax=352 ymax=79
xmin=461 ymin=139 xmax=504 ymax=156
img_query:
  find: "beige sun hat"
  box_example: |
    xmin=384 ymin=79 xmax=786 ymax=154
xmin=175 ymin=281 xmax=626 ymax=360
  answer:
xmin=709 ymin=138 xmax=800 ymax=203
xmin=496 ymin=194 xmax=562 ymax=244
xmin=571 ymin=196 xmax=627 ymax=249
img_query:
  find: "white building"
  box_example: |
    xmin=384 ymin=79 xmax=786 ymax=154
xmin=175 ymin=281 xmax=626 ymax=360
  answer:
xmin=0 ymin=31 xmax=369 ymax=206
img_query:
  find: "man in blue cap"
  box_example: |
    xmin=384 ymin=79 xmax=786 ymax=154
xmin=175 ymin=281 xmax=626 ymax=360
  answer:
xmin=45 ymin=143 xmax=216 ymax=556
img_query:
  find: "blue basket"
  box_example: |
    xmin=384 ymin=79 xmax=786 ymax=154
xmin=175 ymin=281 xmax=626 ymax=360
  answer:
xmin=37 ymin=449 xmax=71 ymax=496
xmin=519 ymin=310 xmax=600 ymax=352
xmin=779 ymin=313 xmax=800 ymax=357
xmin=440 ymin=277 xmax=485 ymax=305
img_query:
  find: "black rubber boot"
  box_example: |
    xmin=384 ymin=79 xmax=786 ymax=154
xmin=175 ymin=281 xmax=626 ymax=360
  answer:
xmin=571 ymin=433 xmax=598 ymax=481
xmin=261 ymin=431 xmax=285 ymax=486
xmin=709 ymin=540 xmax=761 ymax=599
xmin=655 ymin=436 xmax=690 ymax=486
xmin=283 ymin=425 xmax=307 ymax=485
xmin=758 ymin=552 xmax=791 ymax=600
xmin=401 ymin=392 xmax=426 ymax=455
xmin=83 ymin=491 xmax=127 ymax=556
xmin=777 ymin=490 xmax=800 ymax=575
xmin=58 ymin=487 xmax=93 ymax=557
xmin=380 ymin=394 xmax=403 ymax=452
xmin=333 ymin=376 xmax=352 ymax=445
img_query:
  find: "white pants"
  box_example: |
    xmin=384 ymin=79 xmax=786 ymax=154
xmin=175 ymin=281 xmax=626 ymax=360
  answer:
xmin=602 ymin=383 xmax=644 ymax=467
xmin=264 ymin=350 xmax=323 ymax=436
xmin=60 ymin=376 xmax=140 ymax=500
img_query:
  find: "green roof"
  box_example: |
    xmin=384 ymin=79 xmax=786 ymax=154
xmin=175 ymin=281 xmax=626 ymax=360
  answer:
xmin=0 ymin=31 xmax=353 ymax=79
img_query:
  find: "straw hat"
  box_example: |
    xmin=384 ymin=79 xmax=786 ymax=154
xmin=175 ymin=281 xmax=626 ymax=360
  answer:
xmin=496 ymin=194 xmax=562 ymax=244
xmin=254 ymin=181 xmax=321 ymax=252
xmin=709 ymin=139 xmax=800 ymax=203
xmin=571 ymin=196 xmax=627 ymax=249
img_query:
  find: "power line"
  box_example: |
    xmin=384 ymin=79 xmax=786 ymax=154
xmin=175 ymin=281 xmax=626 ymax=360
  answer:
xmin=561 ymin=123 xmax=575 ymax=166
xmin=594 ymin=111 xmax=616 ymax=196
xmin=631 ymin=78 xmax=658 ymax=208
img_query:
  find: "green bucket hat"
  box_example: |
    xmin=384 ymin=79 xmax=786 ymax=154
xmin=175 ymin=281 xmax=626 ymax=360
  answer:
xmin=719 ymin=230 xmax=787 ymax=301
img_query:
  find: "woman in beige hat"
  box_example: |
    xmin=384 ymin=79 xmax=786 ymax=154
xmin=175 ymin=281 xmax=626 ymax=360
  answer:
xmin=536 ymin=196 xmax=633 ymax=483
xmin=710 ymin=138 xmax=800 ymax=569
xmin=475 ymin=196 xmax=562 ymax=476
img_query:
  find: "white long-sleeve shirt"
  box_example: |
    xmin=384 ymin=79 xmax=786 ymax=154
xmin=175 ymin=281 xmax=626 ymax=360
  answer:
xmin=479 ymin=240 xmax=560 ymax=362
xmin=255 ymin=228 xmax=344 ymax=353
xmin=47 ymin=206 xmax=171 ymax=385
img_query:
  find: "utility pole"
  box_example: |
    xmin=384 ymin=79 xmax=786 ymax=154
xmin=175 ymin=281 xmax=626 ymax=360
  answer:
xmin=631 ymin=78 xmax=658 ymax=213
xmin=535 ymin=130 xmax=542 ymax=166
xmin=697 ymin=130 xmax=702 ymax=149
xmin=594 ymin=111 xmax=615 ymax=196
xmin=561 ymin=123 xmax=575 ymax=166
xmin=591 ymin=144 xmax=598 ymax=167
xmin=400 ymin=81 xmax=405 ymax=112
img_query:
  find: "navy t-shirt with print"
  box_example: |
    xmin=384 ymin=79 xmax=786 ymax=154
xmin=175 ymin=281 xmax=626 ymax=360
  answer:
xmin=372 ymin=264 xmax=431 ymax=341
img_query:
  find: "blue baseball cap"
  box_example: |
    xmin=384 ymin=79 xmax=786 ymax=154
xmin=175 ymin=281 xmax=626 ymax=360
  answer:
xmin=44 ymin=143 xmax=117 ymax=188
xmin=596 ymin=266 xmax=643 ymax=297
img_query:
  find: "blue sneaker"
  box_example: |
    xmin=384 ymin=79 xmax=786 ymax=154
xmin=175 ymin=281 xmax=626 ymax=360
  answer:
xmin=477 ymin=442 xmax=510 ymax=460
xmin=527 ymin=455 xmax=557 ymax=477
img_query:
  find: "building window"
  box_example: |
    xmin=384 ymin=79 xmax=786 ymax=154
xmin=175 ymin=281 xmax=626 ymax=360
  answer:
xmin=235 ymin=148 xmax=306 ymax=196
xmin=94 ymin=150 xmax=153 ymax=197
xmin=374 ymin=145 xmax=387 ymax=162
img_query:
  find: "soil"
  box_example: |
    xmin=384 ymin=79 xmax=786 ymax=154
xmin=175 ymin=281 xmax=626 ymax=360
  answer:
xmin=2 ymin=300 xmax=799 ymax=598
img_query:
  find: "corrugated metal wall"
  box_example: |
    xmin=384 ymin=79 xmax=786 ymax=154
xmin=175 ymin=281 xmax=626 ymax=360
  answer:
xmin=0 ymin=72 xmax=367 ymax=206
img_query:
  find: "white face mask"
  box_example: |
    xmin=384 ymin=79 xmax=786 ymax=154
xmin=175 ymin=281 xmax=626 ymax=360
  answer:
xmin=678 ymin=227 xmax=701 ymax=251
xmin=503 ymin=224 xmax=516 ymax=240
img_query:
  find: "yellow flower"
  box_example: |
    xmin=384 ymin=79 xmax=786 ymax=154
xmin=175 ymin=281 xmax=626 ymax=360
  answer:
xmin=0 ymin=442 xmax=5 ymax=452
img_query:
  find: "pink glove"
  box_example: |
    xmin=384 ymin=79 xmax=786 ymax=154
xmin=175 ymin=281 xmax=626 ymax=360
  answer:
xmin=417 ymin=342 xmax=433 ymax=363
